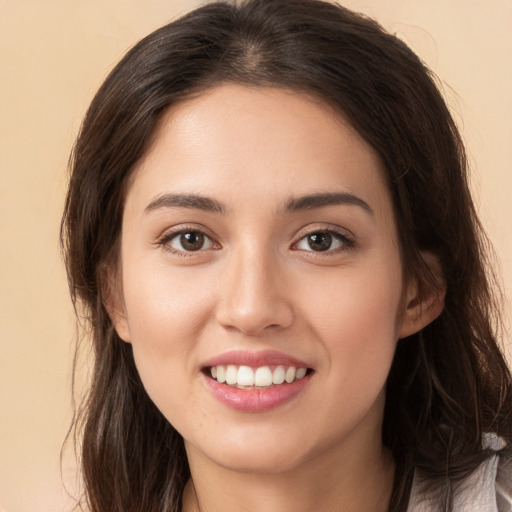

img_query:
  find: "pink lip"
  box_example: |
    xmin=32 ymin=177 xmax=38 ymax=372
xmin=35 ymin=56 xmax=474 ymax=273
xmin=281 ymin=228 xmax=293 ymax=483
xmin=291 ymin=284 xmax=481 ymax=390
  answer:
xmin=202 ymin=372 xmax=312 ymax=413
xmin=201 ymin=350 xmax=313 ymax=413
xmin=202 ymin=349 xmax=310 ymax=369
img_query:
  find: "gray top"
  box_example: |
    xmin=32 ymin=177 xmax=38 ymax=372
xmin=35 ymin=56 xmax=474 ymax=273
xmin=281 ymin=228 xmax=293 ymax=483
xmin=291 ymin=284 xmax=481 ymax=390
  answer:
xmin=407 ymin=434 xmax=512 ymax=511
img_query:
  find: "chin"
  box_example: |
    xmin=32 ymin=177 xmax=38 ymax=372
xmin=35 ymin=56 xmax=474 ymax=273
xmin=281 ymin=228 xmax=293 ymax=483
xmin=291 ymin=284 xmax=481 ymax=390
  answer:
xmin=186 ymin=430 xmax=313 ymax=475
xmin=216 ymin=448 xmax=307 ymax=475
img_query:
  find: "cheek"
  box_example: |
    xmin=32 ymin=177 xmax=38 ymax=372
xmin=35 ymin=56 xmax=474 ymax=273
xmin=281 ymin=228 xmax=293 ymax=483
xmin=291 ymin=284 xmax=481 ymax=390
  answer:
xmin=123 ymin=258 xmax=212 ymax=344
xmin=301 ymin=260 xmax=402 ymax=381
xmin=120 ymin=259 xmax=215 ymax=407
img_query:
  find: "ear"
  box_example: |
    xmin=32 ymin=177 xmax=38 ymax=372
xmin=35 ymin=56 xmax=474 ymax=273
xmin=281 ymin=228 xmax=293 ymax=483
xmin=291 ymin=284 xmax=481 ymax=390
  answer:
xmin=101 ymin=264 xmax=132 ymax=343
xmin=398 ymin=252 xmax=446 ymax=339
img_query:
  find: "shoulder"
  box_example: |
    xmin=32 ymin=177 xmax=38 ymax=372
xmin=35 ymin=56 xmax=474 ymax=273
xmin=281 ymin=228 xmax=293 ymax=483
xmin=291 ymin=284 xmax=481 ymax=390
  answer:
xmin=408 ymin=434 xmax=512 ymax=512
xmin=496 ymin=447 xmax=512 ymax=511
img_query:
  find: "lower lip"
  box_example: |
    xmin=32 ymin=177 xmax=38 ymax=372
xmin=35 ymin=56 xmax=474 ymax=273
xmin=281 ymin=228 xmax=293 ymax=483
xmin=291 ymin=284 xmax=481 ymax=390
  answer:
xmin=202 ymin=373 xmax=312 ymax=412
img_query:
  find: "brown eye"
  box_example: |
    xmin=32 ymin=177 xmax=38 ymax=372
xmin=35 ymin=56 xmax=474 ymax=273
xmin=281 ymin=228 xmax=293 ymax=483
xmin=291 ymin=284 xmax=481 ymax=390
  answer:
xmin=295 ymin=230 xmax=351 ymax=253
xmin=166 ymin=230 xmax=215 ymax=252
xmin=307 ymin=232 xmax=332 ymax=252
xmin=180 ymin=232 xmax=205 ymax=251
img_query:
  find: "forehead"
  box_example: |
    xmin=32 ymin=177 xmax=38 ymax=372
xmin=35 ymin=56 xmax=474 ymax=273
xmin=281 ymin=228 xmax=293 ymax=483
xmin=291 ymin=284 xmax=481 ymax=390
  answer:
xmin=126 ymin=84 xmax=393 ymax=221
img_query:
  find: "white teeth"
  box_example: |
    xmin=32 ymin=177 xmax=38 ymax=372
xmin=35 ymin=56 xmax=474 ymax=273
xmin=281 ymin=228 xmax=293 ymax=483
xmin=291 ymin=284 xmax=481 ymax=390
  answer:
xmin=272 ymin=365 xmax=285 ymax=384
xmin=285 ymin=367 xmax=296 ymax=383
xmin=237 ymin=366 xmax=255 ymax=386
xmin=209 ymin=364 xmax=309 ymax=388
xmin=254 ymin=366 xmax=273 ymax=387
xmin=226 ymin=365 xmax=238 ymax=385
xmin=216 ymin=365 xmax=226 ymax=383
xmin=296 ymin=367 xmax=307 ymax=380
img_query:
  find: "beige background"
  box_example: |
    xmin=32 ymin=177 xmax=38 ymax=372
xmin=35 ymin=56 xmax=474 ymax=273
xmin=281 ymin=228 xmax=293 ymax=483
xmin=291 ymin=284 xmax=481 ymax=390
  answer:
xmin=0 ymin=1 xmax=511 ymax=511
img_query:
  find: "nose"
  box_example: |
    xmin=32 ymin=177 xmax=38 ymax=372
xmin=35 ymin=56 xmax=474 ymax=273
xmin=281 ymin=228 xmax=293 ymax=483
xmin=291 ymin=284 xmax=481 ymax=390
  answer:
xmin=215 ymin=246 xmax=294 ymax=336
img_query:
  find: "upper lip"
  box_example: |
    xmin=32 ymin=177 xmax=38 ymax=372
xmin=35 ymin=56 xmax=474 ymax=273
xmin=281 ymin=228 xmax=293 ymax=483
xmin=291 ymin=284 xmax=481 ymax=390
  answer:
xmin=202 ymin=349 xmax=312 ymax=369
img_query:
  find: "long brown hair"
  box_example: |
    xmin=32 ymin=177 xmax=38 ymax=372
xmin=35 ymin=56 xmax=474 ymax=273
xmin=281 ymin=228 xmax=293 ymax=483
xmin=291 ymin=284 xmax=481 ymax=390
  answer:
xmin=61 ymin=1 xmax=512 ymax=510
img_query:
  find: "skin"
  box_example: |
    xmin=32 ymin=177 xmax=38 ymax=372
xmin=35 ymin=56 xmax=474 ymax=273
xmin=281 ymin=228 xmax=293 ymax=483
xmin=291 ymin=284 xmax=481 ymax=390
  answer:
xmin=110 ymin=84 xmax=443 ymax=512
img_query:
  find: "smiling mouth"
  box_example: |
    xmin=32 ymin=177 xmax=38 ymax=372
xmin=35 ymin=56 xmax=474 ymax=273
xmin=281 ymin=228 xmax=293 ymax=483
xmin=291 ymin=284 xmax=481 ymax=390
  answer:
xmin=204 ymin=364 xmax=313 ymax=389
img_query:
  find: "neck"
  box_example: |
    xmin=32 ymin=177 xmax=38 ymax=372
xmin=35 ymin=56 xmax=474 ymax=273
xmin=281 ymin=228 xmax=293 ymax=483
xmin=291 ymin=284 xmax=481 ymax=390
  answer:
xmin=182 ymin=426 xmax=395 ymax=512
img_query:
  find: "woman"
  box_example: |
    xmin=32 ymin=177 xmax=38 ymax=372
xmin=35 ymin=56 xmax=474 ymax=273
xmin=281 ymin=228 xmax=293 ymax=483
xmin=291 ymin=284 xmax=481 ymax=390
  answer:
xmin=61 ymin=0 xmax=512 ymax=510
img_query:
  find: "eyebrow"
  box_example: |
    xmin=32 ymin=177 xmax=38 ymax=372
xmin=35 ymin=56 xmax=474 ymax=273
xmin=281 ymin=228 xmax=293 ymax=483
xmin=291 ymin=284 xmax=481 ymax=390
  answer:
xmin=282 ymin=192 xmax=374 ymax=215
xmin=145 ymin=193 xmax=226 ymax=214
xmin=144 ymin=191 xmax=373 ymax=216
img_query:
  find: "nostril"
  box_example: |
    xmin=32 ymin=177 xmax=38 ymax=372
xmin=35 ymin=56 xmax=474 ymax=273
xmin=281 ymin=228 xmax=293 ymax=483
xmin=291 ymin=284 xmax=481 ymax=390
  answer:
xmin=214 ymin=278 xmax=294 ymax=335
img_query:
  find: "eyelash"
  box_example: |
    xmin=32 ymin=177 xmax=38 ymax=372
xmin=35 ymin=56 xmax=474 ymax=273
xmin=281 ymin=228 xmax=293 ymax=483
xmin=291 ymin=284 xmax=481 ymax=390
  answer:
xmin=156 ymin=226 xmax=355 ymax=257
xmin=156 ymin=226 xmax=218 ymax=257
xmin=292 ymin=228 xmax=355 ymax=255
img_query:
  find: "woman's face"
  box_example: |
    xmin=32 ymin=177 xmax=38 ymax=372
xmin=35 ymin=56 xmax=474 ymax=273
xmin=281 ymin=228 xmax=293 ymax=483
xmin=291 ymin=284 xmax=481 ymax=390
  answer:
xmin=113 ymin=84 xmax=417 ymax=474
